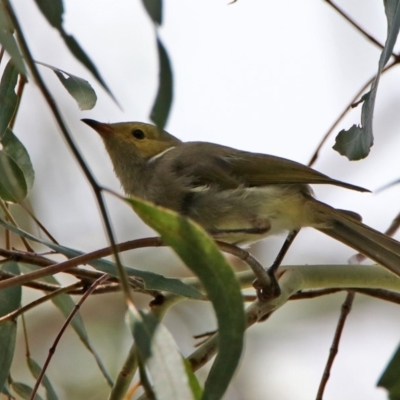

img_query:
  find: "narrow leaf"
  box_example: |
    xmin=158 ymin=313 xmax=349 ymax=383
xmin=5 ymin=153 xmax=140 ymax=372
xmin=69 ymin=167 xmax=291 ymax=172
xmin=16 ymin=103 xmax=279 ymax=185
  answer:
xmin=0 ymin=262 xmax=21 ymax=393
xmin=333 ymin=0 xmax=400 ymax=160
xmin=11 ymin=382 xmax=44 ymax=400
xmin=37 ymin=62 xmax=97 ymax=110
xmin=184 ymin=359 xmax=203 ymax=400
xmin=0 ymin=5 xmax=26 ymax=74
xmin=28 ymin=358 xmax=59 ymax=400
xmin=33 ymin=0 xmax=63 ymax=29
xmin=150 ymin=36 xmax=173 ymax=129
xmin=0 ymin=217 xmax=204 ymax=300
xmin=126 ymin=197 xmax=245 ymax=400
xmin=378 ymin=342 xmax=400 ymax=398
xmin=130 ymin=312 xmax=195 ymax=400
xmin=0 ymin=150 xmax=27 ymax=202
xmin=20 ymin=264 xmax=113 ymax=387
xmin=33 ymin=0 xmax=115 ymax=103
xmin=142 ymin=0 xmax=163 ymax=25
xmin=0 ymin=59 xmax=19 ymax=138
xmin=1 ymin=128 xmax=35 ymax=191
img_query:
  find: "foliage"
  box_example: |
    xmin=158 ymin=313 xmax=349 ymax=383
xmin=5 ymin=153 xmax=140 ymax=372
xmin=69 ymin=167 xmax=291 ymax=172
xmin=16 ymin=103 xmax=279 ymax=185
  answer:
xmin=0 ymin=0 xmax=400 ymax=399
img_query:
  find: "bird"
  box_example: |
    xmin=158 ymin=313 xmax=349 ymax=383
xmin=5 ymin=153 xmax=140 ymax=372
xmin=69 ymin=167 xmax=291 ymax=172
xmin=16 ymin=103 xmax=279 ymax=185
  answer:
xmin=82 ymin=118 xmax=400 ymax=278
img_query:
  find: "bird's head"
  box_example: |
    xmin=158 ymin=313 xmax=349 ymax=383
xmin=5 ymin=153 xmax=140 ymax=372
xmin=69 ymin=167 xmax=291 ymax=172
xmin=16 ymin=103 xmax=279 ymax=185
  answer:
xmin=82 ymin=119 xmax=182 ymax=162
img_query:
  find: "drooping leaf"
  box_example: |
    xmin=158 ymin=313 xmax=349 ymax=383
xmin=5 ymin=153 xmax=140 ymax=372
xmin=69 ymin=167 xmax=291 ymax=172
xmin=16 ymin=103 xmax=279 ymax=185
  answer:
xmin=150 ymin=36 xmax=173 ymax=129
xmin=36 ymin=62 xmax=97 ymax=110
xmin=130 ymin=311 xmax=196 ymax=400
xmin=0 ymin=5 xmax=26 ymax=74
xmin=1 ymin=128 xmax=35 ymax=191
xmin=20 ymin=263 xmax=113 ymax=387
xmin=33 ymin=0 xmax=115 ymax=102
xmin=33 ymin=0 xmax=63 ymax=29
xmin=0 ymin=59 xmax=19 ymax=139
xmin=378 ymin=342 xmax=400 ymax=398
xmin=333 ymin=0 xmax=400 ymax=160
xmin=126 ymin=196 xmax=245 ymax=400
xmin=0 ymin=216 xmax=204 ymax=300
xmin=184 ymin=358 xmax=202 ymax=400
xmin=142 ymin=0 xmax=163 ymax=25
xmin=0 ymin=262 xmax=21 ymax=393
xmin=28 ymin=358 xmax=59 ymax=400
xmin=0 ymin=150 xmax=27 ymax=202
xmin=10 ymin=381 xmax=44 ymax=400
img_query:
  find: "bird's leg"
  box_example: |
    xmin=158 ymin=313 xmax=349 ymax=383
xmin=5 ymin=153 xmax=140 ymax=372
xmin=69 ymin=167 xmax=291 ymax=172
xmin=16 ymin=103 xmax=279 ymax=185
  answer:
xmin=253 ymin=229 xmax=300 ymax=301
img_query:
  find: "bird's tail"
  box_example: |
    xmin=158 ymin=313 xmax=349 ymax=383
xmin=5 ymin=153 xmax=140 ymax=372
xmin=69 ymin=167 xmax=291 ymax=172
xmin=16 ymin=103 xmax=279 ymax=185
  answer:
xmin=309 ymin=200 xmax=400 ymax=277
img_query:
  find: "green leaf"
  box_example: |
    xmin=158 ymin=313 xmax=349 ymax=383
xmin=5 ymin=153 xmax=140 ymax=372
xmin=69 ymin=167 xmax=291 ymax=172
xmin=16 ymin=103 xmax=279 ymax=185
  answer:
xmin=130 ymin=311 xmax=195 ymax=400
xmin=20 ymin=264 xmax=113 ymax=387
xmin=11 ymin=381 xmax=44 ymax=400
xmin=33 ymin=0 xmax=115 ymax=103
xmin=0 ymin=59 xmax=19 ymax=139
xmin=0 ymin=216 xmax=204 ymax=300
xmin=333 ymin=0 xmax=400 ymax=160
xmin=1 ymin=128 xmax=35 ymax=191
xmin=126 ymin=197 xmax=245 ymax=400
xmin=142 ymin=0 xmax=163 ymax=25
xmin=33 ymin=0 xmax=63 ymax=29
xmin=28 ymin=358 xmax=59 ymax=400
xmin=0 ymin=150 xmax=27 ymax=202
xmin=59 ymin=33 xmax=115 ymax=102
xmin=378 ymin=342 xmax=400 ymax=398
xmin=0 ymin=6 xmax=26 ymax=75
xmin=333 ymin=121 xmax=372 ymax=161
xmin=0 ymin=262 xmax=21 ymax=393
xmin=184 ymin=359 xmax=203 ymax=400
xmin=37 ymin=62 xmax=97 ymax=110
xmin=150 ymin=36 xmax=173 ymax=129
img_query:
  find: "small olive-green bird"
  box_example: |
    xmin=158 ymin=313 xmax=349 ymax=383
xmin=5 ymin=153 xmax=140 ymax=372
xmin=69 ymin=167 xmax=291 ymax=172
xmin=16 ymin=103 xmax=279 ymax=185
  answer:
xmin=82 ymin=118 xmax=400 ymax=277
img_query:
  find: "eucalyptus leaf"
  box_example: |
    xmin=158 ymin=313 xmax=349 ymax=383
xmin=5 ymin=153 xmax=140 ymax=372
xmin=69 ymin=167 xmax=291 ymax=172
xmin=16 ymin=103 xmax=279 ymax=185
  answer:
xmin=37 ymin=62 xmax=97 ymax=110
xmin=33 ymin=0 xmax=63 ymax=29
xmin=0 ymin=216 xmax=204 ymax=300
xmin=0 ymin=150 xmax=27 ymax=202
xmin=130 ymin=311 xmax=196 ymax=400
xmin=0 ymin=59 xmax=19 ymax=138
xmin=150 ymin=36 xmax=173 ymax=129
xmin=28 ymin=358 xmax=59 ymax=400
xmin=0 ymin=6 xmax=26 ymax=74
xmin=333 ymin=0 xmax=400 ymax=160
xmin=378 ymin=342 xmax=400 ymax=398
xmin=1 ymin=128 xmax=34 ymax=191
xmin=126 ymin=196 xmax=245 ymax=400
xmin=11 ymin=382 xmax=44 ymax=400
xmin=142 ymin=0 xmax=162 ymax=25
xmin=0 ymin=262 xmax=21 ymax=393
xmin=33 ymin=0 xmax=115 ymax=102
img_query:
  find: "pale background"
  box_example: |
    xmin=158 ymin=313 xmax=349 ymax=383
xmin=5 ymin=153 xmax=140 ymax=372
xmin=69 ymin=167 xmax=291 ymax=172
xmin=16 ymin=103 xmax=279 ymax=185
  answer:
xmin=5 ymin=0 xmax=400 ymax=399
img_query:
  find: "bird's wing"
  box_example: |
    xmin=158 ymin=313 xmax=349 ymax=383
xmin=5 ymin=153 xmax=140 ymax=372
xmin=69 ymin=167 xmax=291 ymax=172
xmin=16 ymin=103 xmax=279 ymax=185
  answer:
xmin=165 ymin=142 xmax=369 ymax=192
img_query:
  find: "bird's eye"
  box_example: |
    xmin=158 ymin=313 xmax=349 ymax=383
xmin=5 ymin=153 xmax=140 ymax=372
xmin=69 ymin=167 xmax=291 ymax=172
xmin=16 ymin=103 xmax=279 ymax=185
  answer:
xmin=131 ymin=129 xmax=145 ymax=140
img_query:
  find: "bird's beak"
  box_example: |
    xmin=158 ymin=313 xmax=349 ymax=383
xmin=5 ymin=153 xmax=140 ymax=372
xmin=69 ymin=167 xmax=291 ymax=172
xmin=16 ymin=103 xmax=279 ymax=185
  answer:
xmin=81 ymin=119 xmax=114 ymax=136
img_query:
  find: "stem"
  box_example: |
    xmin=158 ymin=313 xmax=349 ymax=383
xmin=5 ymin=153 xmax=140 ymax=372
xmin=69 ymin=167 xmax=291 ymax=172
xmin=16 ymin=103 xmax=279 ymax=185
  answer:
xmin=316 ymin=291 xmax=355 ymax=400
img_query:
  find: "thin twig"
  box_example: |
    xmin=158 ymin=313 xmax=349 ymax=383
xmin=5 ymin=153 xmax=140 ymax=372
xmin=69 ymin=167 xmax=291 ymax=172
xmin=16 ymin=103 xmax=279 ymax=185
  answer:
xmin=20 ymin=202 xmax=59 ymax=244
xmin=9 ymin=73 xmax=26 ymax=129
xmin=316 ymin=291 xmax=355 ymax=400
xmin=324 ymin=0 xmax=391 ymax=53
xmin=0 ymin=237 xmax=163 ymax=291
xmin=0 ymin=282 xmax=84 ymax=323
xmin=29 ymin=274 xmax=109 ymax=400
xmin=0 ymin=269 xmax=65 ymax=291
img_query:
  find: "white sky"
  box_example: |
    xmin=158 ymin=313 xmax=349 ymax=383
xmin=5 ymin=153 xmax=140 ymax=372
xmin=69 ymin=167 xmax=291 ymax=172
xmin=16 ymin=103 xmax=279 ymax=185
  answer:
xmin=7 ymin=0 xmax=400 ymax=399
